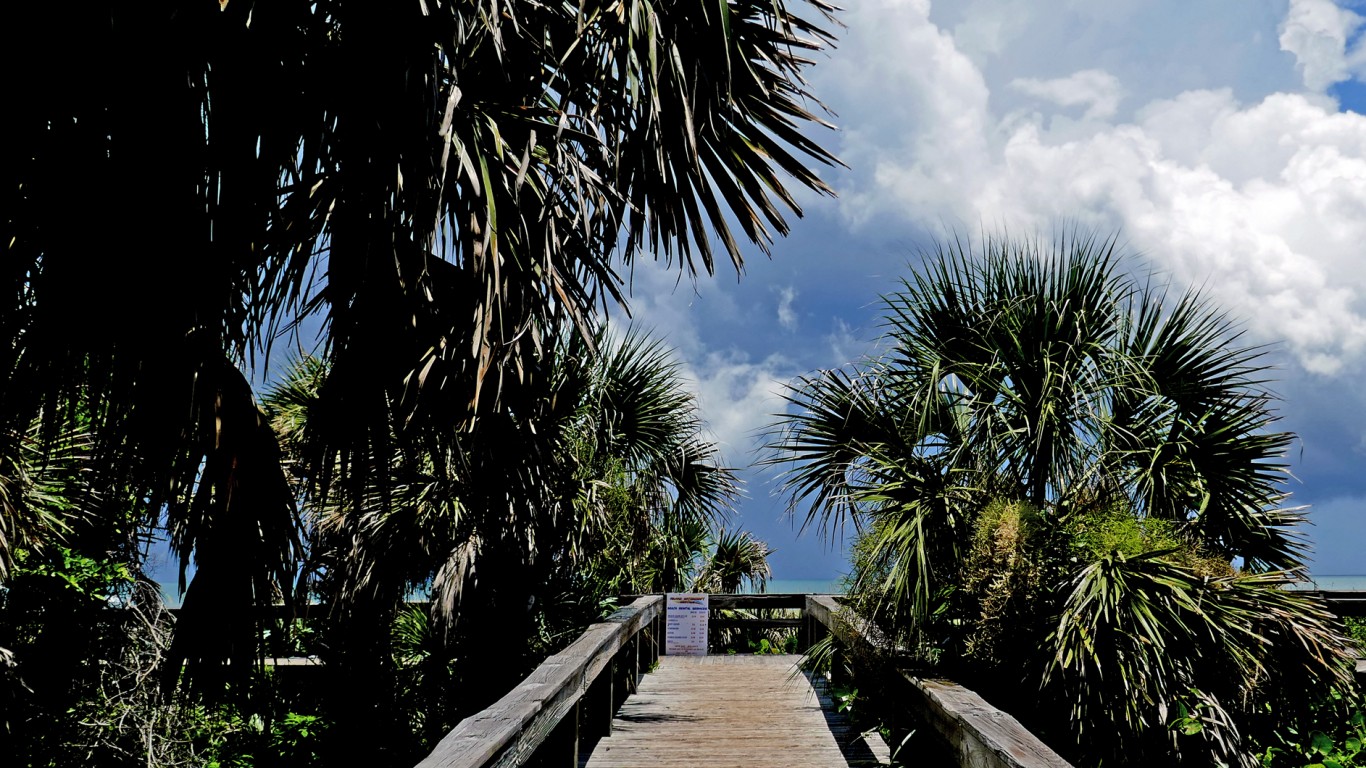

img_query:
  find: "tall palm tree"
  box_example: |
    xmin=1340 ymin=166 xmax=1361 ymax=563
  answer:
xmin=770 ymin=232 xmax=1355 ymax=766
xmin=1 ymin=0 xmax=839 ymax=680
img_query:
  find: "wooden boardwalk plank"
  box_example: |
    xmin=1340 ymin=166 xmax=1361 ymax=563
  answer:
xmin=581 ymin=655 xmax=888 ymax=768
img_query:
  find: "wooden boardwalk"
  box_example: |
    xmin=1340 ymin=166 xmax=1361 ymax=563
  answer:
xmin=581 ymin=654 xmax=890 ymax=768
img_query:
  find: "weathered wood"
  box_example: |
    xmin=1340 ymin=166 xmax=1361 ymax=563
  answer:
xmin=804 ymin=595 xmax=843 ymax=631
xmin=261 ymin=656 xmax=322 ymax=667
xmin=805 ymin=595 xmax=1072 ymax=768
xmin=709 ymin=617 xmax=804 ymax=630
xmin=417 ymin=596 xmax=663 ymax=768
xmin=618 ymin=593 xmax=810 ymax=610
xmin=581 ymin=654 xmax=878 ymax=768
xmin=907 ymin=676 xmax=1071 ymax=768
xmin=707 ymin=593 xmax=809 ymax=610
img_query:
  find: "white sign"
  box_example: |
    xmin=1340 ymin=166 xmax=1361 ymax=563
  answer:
xmin=665 ymin=593 xmax=709 ymax=656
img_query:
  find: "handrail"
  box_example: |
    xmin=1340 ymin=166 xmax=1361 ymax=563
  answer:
xmin=803 ymin=595 xmax=1074 ymax=768
xmin=1304 ymin=590 xmax=1366 ymax=617
xmin=416 ymin=595 xmax=664 ymax=768
xmin=415 ymin=593 xmax=826 ymax=768
xmin=414 ymin=593 xmax=1079 ymax=768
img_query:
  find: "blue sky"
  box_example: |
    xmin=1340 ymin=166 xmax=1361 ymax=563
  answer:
xmin=611 ymin=0 xmax=1366 ymax=580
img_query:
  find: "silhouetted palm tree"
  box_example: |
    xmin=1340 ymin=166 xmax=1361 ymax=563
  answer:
xmin=1 ymin=0 xmax=839 ymax=684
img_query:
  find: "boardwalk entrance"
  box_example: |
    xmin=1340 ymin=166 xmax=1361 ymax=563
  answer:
xmin=415 ymin=594 xmax=1072 ymax=768
xmin=582 ymin=654 xmax=888 ymax=768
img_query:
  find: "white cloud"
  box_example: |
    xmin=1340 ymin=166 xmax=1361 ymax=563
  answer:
xmin=1279 ymin=0 xmax=1366 ymax=91
xmin=616 ymin=262 xmax=798 ymax=466
xmin=822 ymin=0 xmax=995 ymax=228
xmin=683 ymin=351 xmax=792 ymax=466
xmin=821 ymin=0 xmax=1366 ymax=375
xmin=946 ymin=0 xmax=1036 ymax=63
xmin=776 ymin=286 xmax=799 ymax=331
xmin=1011 ymin=69 xmax=1123 ymax=120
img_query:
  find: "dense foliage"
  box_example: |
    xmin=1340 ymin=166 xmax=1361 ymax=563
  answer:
xmin=772 ymin=233 xmax=1359 ymax=766
xmin=0 ymin=0 xmax=835 ymax=681
xmin=1 ymin=1 xmax=830 ymax=763
xmin=1 ymin=323 xmax=770 ymax=766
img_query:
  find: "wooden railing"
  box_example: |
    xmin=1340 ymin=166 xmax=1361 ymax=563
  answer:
xmin=415 ymin=593 xmax=1074 ymax=768
xmin=415 ymin=595 xmax=663 ymax=768
xmin=415 ymin=593 xmax=820 ymax=768
xmin=403 ymin=590 xmax=1366 ymax=768
xmin=170 ymin=590 xmax=1362 ymax=768
xmin=804 ymin=595 xmax=1074 ymax=768
xmin=704 ymin=592 xmax=807 ymax=642
xmin=1308 ymin=590 xmax=1366 ymax=617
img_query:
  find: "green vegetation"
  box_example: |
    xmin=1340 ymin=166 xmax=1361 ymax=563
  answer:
xmin=4 ymin=2 xmax=1361 ymax=763
xmin=772 ymin=232 xmax=1359 ymax=766
xmin=0 ymin=322 xmax=770 ymax=766
xmin=1 ymin=0 xmax=833 ymax=764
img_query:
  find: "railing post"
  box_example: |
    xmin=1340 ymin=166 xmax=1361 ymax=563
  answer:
xmin=572 ymin=699 xmax=581 ymax=768
xmin=630 ymin=632 xmax=640 ymax=694
xmin=829 ymin=632 xmax=847 ymax=689
xmin=652 ymin=611 xmax=661 ymax=663
xmin=606 ymin=657 xmax=616 ymax=736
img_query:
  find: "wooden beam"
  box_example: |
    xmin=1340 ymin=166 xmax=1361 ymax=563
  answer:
xmin=617 ymin=593 xmax=810 ymax=610
xmin=804 ymin=594 xmax=1073 ymax=768
xmin=415 ymin=596 xmax=663 ymax=768
xmin=708 ymin=617 xmax=804 ymax=630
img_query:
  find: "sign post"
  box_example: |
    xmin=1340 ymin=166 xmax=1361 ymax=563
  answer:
xmin=664 ymin=593 xmax=709 ymax=655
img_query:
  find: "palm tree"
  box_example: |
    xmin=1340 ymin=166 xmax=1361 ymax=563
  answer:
xmin=694 ymin=529 xmax=773 ymax=594
xmin=262 ymin=323 xmax=739 ymax=751
xmin=1 ymin=0 xmax=839 ymax=683
xmin=770 ymin=232 xmax=1356 ymax=766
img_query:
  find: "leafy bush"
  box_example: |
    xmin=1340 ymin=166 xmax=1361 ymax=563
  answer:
xmin=1247 ymin=697 xmax=1365 ymax=768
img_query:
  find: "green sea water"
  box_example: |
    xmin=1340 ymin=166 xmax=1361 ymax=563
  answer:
xmin=761 ymin=576 xmax=1366 ymax=594
xmin=1295 ymin=575 xmax=1366 ymax=590
xmin=755 ymin=578 xmax=845 ymax=594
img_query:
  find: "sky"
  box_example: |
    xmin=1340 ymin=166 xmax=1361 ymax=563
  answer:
xmin=609 ymin=0 xmax=1366 ymax=580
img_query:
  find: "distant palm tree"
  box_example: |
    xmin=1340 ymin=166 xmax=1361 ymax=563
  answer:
xmin=1 ymin=0 xmax=839 ymax=682
xmin=694 ymin=529 xmax=773 ymax=594
xmin=770 ymin=232 xmax=1355 ymax=766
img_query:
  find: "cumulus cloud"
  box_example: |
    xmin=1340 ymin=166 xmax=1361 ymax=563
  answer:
xmin=945 ymin=0 xmax=1036 ymax=63
xmin=1011 ymin=69 xmax=1124 ymax=120
xmin=682 ymin=351 xmax=792 ymax=466
xmin=824 ymin=0 xmax=1366 ymax=375
xmin=1279 ymin=0 xmax=1366 ymax=91
xmin=821 ymin=0 xmax=995 ymax=227
xmin=616 ymin=262 xmax=797 ymax=466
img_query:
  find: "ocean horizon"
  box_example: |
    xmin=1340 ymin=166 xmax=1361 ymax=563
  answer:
xmin=761 ymin=574 xmax=1366 ymax=594
xmin=1291 ymin=575 xmax=1366 ymax=591
xmin=756 ymin=578 xmax=845 ymax=594
xmin=153 ymin=574 xmax=1365 ymax=607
